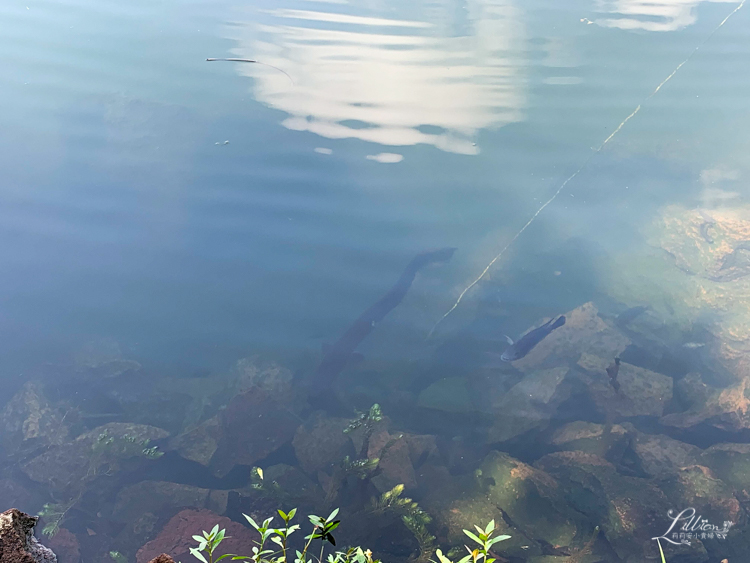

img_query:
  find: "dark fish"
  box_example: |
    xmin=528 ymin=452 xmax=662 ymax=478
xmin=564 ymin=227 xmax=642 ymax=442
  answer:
xmin=606 ymin=357 xmax=621 ymax=393
xmin=615 ymin=305 xmax=649 ymax=328
xmin=700 ymin=222 xmax=715 ymax=244
xmin=500 ymin=315 xmax=565 ymax=362
xmin=309 ymin=248 xmax=456 ymax=402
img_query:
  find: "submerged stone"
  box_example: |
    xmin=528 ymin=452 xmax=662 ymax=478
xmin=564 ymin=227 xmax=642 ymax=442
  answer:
xmin=549 ymin=421 xmax=629 ymax=460
xmin=168 ymin=415 xmax=221 ymax=466
xmin=21 ymin=423 xmax=169 ymax=492
xmin=486 ymin=366 xmax=571 ymax=443
xmin=136 ymin=509 xmax=256 ymax=563
xmin=113 ymin=481 xmax=229 ymax=522
xmin=575 ymin=354 xmax=673 ymax=418
xmin=535 ymin=451 xmax=673 ymax=562
xmin=0 ymin=382 xmax=68 ymax=455
xmin=292 ymin=414 xmax=352 ymax=475
xmin=416 ymin=377 xmax=473 ymax=413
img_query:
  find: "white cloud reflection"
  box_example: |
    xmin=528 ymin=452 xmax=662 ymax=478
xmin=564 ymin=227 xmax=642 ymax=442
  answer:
xmin=226 ymin=1 xmax=527 ymax=155
xmin=594 ymin=0 xmax=736 ymax=32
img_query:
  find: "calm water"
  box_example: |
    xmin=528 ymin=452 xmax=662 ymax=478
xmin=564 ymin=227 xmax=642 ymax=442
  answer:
xmin=1 ymin=0 xmax=750 ymax=558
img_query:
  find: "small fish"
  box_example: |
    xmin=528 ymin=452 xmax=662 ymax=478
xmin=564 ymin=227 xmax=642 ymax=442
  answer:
xmin=615 ymin=305 xmax=649 ymax=328
xmin=699 ymin=222 xmax=715 ymax=244
xmin=606 ymin=357 xmax=621 ymax=393
xmin=501 ymin=316 xmax=566 ymax=361
xmin=682 ymin=342 xmax=706 ymax=349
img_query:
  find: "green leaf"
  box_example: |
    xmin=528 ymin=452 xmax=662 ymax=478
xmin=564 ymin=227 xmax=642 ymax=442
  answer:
xmin=244 ymin=514 xmax=260 ymax=530
xmin=326 ymin=521 xmax=341 ymax=533
xmin=211 ymin=525 xmax=220 ymax=537
xmin=278 ymin=509 xmax=288 ymax=521
xmin=193 ymin=535 xmax=206 ymax=544
xmin=484 ymin=521 xmax=495 ymax=536
xmin=216 ymin=555 xmax=239 ymax=562
xmin=271 ymin=536 xmax=284 ymax=546
xmin=463 ymin=530 xmax=482 ymax=545
xmin=457 ymin=555 xmax=472 ymax=563
xmin=327 ymin=508 xmax=340 ymax=521
xmin=190 ymin=548 xmax=209 ymax=563
xmin=492 ymin=535 xmax=511 ymax=543
xmin=288 ymin=508 xmax=297 ymax=520
xmin=216 ymin=529 xmax=226 ymax=543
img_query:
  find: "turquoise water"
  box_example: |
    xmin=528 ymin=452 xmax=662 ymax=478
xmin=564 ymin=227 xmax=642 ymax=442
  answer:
xmin=1 ymin=0 xmax=750 ymax=559
xmin=1 ymin=0 xmax=747 ymax=372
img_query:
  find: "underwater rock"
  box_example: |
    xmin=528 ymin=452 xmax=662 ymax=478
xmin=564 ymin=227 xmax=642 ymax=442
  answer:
xmin=675 ymin=372 xmax=713 ymax=411
xmin=657 ymin=465 xmax=742 ymax=532
xmin=209 ymin=386 xmax=299 ymax=477
xmin=292 ymin=414 xmax=352 ymax=475
xmin=168 ymin=415 xmax=221 ymax=466
xmin=231 ymin=356 xmax=293 ymax=396
xmin=479 ymin=451 xmax=588 ymax=550
xmin=511 ymin=302 xmax=631 ymax=373
xmin=416 ymin=377 xmax=474 ymax=413
xmin=147 ymin=556 xmax=175 ymax=563
xmin=486 ymin=367 xmax=571 ymax=443
xmin=699 ymin=443 xmax=750 ymax=501
xmin=403 ymin=433 xmax=440 ymax=469
xmin=629 ymin=431 xmax=701 ymax=477
xmin=575 ymin=354 xmax=673 ymax=418
xmin=21 ymin=423 xmax=169 ymax=491
xmin=0 ymin=480 xmax=32 ymax=514
xmin=548 ymin=421 xmax=629 ymax=460
xmin=603 ymin=205 xmax=750 ymax=383
xmin=136 ymin=509 xmax=257 ymax=563
xmin=661 ymin=376 xmax=750 ymax=434
xmin=535 ymin=451 xmax=672 ymax=562
xmin=45 ymin=528 xmax=79 ymax=563
xmin=113 ymin=481 xmax=229 ymax=523
xmin=364 ymin=429 xmax=417 ymax=492
xmin=0 ymin=382 xmax=68 ymax=455
xmin=419 ymin=463 xmax=543 ymax=559
xmin=0 ymin=508 xmax=57 ymax=563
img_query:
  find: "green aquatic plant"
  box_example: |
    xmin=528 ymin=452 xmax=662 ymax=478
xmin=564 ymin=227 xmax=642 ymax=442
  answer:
xmin=432 ymin=520 xmax=510 ymax=563
xmin=370 ymin=485 xmax=435 ymax=563
xmin=38 ymin=499 xmax=77 ymax=537
xmin=188 ymin=509 xmax=503 ymax=563
xmin=656 ymin=538 xmax=668 ymax=563
xmin=109 ymin=551 xmax=129 ymax=563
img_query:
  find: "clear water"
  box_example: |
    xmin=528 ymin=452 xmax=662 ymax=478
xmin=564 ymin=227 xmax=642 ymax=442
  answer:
xmin=1 ymin=0 xmax=749 ymax=559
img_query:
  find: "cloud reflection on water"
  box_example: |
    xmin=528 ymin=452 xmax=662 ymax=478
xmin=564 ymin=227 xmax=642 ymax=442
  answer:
xmin=226 ymin=1 xmax=527 ymax=155
xmin=594 ymin=0 xmax=736 ymax=32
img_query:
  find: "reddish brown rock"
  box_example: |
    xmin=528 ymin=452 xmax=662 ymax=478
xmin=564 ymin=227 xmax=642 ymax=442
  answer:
xmin=0 ymin=508 xmax=57 ymax=563
xmin=292 ymin=414 xmax=351 ymax=475
xmin=45 ymin=529 xmax=79 ymax=563
xmin=136 ymin=509 xmax=256 ymax=563
xmin=148 ymin=556 xmax=175 ymax=563
xmin=210 ymin=387 xmax=299 ymax=477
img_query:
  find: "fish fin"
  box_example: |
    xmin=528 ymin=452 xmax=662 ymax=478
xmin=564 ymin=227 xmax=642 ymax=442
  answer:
xmin=503 ymin=335 xmax=514 ymax=345
xmin=349 ymin=353 xmax=365 ymax=365
xmin=322 ymin=343 xmax=332 ymax=355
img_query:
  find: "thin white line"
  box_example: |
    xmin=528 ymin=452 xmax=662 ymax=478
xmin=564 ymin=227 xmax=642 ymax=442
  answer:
xmin=429 ymin=0 xmax=746 ymax=337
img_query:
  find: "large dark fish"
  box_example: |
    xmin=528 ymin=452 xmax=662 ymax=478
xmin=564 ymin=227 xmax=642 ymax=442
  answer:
xmin=500 ymin=315 xmax=565 ymax=362
xmin=309 ymin=248 xmax=456 ymax=400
